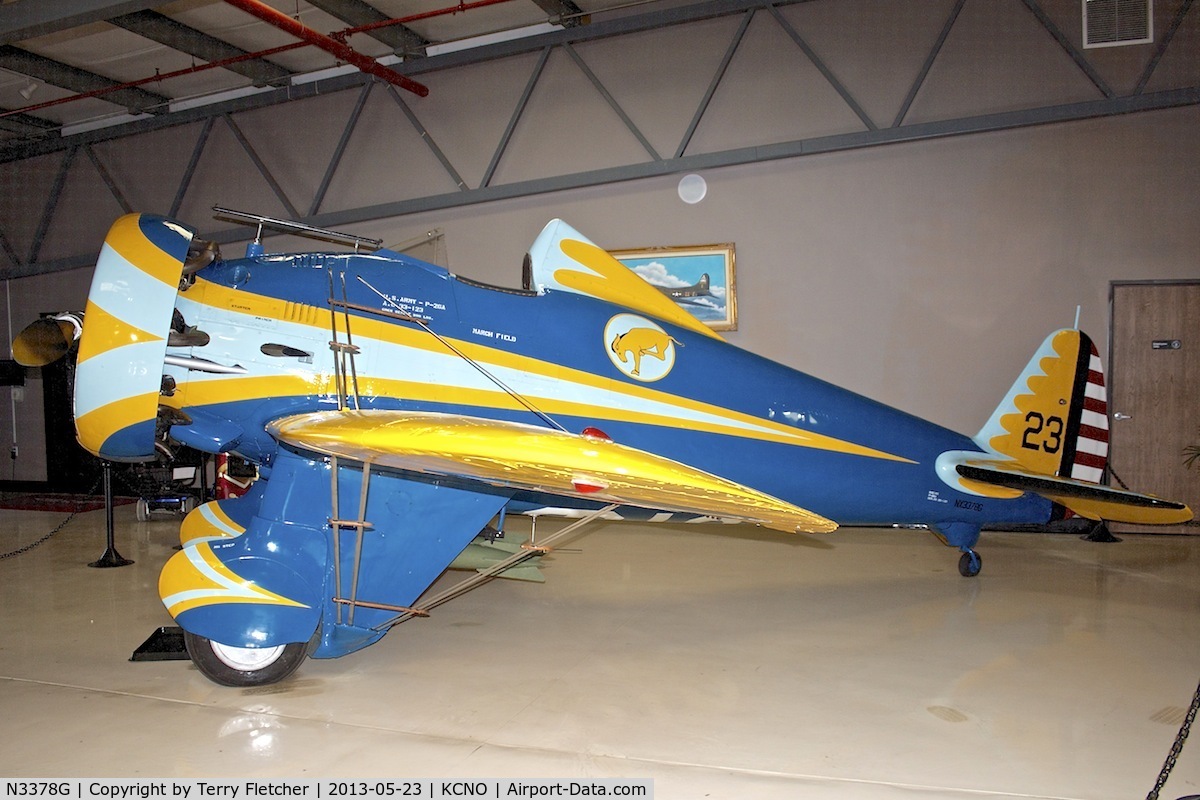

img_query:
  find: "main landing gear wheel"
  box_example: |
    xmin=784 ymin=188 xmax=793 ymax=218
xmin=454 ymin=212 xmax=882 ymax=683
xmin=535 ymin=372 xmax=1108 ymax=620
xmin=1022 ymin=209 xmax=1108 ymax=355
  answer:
xmin=958 ymin=550 xmax=982 ymax=578
xmin=183 ymin=630 xmax=307 ymax=687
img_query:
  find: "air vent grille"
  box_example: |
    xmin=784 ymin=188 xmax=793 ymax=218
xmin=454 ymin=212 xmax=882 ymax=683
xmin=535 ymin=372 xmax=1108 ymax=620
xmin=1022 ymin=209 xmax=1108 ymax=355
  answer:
xmin=1084 ymin=0 xmax=1153 ymax=48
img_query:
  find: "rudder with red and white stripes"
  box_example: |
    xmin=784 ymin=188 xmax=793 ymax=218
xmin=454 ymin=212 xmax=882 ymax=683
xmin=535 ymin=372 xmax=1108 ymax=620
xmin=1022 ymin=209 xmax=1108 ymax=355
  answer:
xmin=1062 ymin=334 xmax=1109 ymax=483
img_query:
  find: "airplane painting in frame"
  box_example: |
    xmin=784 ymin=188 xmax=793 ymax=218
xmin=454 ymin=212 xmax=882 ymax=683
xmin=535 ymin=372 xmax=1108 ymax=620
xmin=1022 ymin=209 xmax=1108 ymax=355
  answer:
xmin=17 ymin=210 xmax=1190 ymax=687
xmin=612 ymin=243 xmax=736 ymax=331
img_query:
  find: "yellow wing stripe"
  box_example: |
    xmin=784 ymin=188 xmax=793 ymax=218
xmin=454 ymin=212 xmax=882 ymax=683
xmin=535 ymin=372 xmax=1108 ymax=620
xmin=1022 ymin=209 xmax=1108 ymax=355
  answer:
xmin=159 ymin=542 xmax=308 ymax=618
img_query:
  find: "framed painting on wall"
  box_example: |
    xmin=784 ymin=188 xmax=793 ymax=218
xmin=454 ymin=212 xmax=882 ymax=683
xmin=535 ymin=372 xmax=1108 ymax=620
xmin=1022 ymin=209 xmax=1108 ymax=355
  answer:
xmin=610 ymin=243 xmax=737 ymax=331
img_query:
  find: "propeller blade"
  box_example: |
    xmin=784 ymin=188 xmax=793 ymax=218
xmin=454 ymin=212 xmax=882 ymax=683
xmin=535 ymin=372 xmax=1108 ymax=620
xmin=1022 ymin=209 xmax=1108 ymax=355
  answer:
xmin=12 ymin=317 xmax=77 ymax=366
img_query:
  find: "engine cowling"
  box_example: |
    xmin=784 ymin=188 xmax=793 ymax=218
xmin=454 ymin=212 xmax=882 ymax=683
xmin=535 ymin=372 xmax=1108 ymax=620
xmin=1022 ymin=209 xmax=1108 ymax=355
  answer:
xmin=73 ymin=213 xmax=193 ymax=461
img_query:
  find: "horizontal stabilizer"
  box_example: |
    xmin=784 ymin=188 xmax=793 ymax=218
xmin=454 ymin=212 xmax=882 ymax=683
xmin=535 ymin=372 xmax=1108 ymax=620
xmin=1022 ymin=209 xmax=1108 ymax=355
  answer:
xmin=956 ymin=462 xmax=1192 ymax=525
xmin=269 ymin=409 xmax=837 ymax=535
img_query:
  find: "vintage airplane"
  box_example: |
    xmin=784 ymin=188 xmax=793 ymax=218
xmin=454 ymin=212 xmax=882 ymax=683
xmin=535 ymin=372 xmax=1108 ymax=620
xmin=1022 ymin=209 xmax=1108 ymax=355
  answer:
xmin=14 ymin=209 xmax=1190 ymax=687
xmin=652 ymin=272 xmax=711 ymax=302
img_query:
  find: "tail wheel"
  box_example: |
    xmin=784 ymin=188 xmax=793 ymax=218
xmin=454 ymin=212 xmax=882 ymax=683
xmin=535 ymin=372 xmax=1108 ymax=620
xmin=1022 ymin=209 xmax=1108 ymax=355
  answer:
xmin=958 ymin=550 xmax=982 ymax=578
xmin=183 ymin=630 xmax=307 ymax=687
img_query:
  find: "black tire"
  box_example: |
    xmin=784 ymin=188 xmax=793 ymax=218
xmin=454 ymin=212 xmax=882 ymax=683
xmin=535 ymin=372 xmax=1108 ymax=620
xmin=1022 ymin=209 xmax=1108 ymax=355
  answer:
xmin=958 ymin=550 xmax=982 ymax=578
xmin=183 ymin=630 xmax=307 ymax=687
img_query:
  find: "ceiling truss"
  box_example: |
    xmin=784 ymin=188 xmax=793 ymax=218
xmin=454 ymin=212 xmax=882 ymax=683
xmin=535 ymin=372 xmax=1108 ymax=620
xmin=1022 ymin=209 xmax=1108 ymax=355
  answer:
xmin=108 ymin=9 xmax=294 ymax=86
xmin=0 ymin=0 xmax=1196 ymax=279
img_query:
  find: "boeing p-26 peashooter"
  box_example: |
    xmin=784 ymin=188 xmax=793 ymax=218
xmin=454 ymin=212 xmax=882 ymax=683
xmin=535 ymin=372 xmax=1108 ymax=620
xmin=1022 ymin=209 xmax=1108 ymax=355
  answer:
xmin=19 ymin=210 xmax=1190 ymax=686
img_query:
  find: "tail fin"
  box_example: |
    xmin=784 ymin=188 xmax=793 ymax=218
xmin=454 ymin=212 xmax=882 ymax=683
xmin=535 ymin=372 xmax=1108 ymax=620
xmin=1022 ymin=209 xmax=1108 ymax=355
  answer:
xmin=956 ymin=329 xmax=1190 ymax=525
xmin=974 ymin=329 xmax=1109 ymax=482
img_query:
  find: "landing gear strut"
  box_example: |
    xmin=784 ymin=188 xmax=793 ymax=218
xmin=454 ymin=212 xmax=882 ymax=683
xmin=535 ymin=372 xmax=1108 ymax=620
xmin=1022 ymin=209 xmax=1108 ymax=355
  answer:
xmin=933 ymin=523 xmax=983 ymax=577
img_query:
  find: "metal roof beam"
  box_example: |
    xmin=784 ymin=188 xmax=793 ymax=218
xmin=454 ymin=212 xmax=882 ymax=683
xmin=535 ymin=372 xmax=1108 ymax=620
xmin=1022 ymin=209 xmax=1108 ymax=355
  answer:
xmin=0 ymin=45 xmax=170 ymax=114
xmin=7 ymin=85 xmax=1197 ymax=280
xmin=309 ymin=88 xmax=1200 ymax=229
xmin=528 ymin=0 xmax=586 ymax=27
xmin=1020 ymin=0 xmax=1114 ymax=99
xmin=109 ymin=10 xmax=293 ymax=87
xmin=0 ymin=0 xmax=154 ymax=45
xmin=0 ymin=111 xmax=59 ymax=137
xmin=893 ymin=0 xmax=965 ymax=128
xmin=1136 ymin=0 xmax=1196 ymax=94
xmin=305 ymin=0 xmax=430 ymax=57
xmin=0 ymin=0 xmax=814 ymax=161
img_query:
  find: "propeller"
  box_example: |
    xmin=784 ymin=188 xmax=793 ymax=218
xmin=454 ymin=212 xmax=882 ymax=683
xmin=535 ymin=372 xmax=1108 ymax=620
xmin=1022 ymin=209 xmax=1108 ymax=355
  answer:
xmin=12 ymin=312 xmax=83 ymax=367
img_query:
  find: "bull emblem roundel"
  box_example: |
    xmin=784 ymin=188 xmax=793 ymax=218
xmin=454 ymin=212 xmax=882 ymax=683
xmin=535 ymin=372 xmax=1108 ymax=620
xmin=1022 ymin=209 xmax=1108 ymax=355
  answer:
xmin=604 ymin=313 xmax=682 ymax=382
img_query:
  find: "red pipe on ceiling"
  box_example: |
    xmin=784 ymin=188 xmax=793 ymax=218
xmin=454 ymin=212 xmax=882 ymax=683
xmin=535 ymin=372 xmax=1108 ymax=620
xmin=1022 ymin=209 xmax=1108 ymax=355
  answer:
xmin=221 ymin=0 xmax=428 ymax=96
xmin=1 ymin=42 xmax=305 ymax=120
xmin=0 ymin=0 xmax=525 ymax=121
xmin=347 ymin=0 xmax=521 ymax=36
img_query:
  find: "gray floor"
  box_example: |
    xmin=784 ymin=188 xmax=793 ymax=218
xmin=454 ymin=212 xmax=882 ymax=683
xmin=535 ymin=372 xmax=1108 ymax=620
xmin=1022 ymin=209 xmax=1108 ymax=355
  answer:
xmin=1 ymin=502 xmax=1198 ymax=799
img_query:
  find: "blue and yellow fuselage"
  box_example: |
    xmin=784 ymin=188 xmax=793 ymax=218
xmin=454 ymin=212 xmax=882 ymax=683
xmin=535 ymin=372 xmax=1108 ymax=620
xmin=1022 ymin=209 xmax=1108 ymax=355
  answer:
xmin=163 ymin=249 xmax=1049 ymax=532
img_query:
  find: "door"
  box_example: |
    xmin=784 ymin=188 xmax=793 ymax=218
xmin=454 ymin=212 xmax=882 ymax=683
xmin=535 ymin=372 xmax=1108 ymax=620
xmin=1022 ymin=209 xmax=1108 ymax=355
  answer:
xmin=1109 ymin=282 xmax=1200 ymax=534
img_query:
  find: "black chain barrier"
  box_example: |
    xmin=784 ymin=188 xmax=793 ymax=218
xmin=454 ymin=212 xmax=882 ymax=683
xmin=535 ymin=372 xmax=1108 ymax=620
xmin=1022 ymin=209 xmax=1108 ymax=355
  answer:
xmin=0 ymin=476 xmax=104 ymax=560
xmin=1148 ymin=677 xmax=1200 ymax=800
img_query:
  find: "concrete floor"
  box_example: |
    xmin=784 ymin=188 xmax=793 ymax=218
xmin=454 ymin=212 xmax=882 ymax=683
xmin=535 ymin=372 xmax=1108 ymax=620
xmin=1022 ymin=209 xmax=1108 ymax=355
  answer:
xmin=1 ymin=502 xmax=1198 ymax=799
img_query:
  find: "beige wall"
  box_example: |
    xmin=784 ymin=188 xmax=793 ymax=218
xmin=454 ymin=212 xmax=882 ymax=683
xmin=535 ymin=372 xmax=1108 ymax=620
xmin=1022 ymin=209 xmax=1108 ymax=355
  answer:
xmin=4 ymin=105 xmax=1199 ymax=481
xmin=5 ymin=104 xmax=1200 ymax=481
xmin=363 ymin=104 xmax=1200 ymax=433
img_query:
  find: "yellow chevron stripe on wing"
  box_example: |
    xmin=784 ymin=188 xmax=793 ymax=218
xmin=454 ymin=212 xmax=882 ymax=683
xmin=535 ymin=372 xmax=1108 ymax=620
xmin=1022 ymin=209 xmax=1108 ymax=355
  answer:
xmin=159 ymin=542 xmax=308 ymax=618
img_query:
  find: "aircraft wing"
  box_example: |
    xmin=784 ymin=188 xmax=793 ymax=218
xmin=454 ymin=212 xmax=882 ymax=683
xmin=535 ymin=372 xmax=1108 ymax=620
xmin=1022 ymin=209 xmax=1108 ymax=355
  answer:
xmin=267 ymin=409 xmax=837 ymax=534
xmin=956 ymin=461 xmax=1192 ymax=525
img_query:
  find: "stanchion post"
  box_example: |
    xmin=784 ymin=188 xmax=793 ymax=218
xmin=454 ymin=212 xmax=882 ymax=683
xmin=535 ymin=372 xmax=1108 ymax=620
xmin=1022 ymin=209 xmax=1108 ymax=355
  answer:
xmin=89 ymin=460 xmax=133 ymax=568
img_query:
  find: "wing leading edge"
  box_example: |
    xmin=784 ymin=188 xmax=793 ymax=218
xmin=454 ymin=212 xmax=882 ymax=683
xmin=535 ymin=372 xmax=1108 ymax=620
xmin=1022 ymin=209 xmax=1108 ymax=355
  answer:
xmin=268 ymin=409 xmax=837 ymax=535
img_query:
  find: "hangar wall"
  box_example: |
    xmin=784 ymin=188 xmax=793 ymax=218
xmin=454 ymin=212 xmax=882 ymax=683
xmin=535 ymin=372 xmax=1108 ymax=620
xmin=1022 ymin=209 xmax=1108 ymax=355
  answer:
xmin=0 ymin=0 xmax=1197 ymax=483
